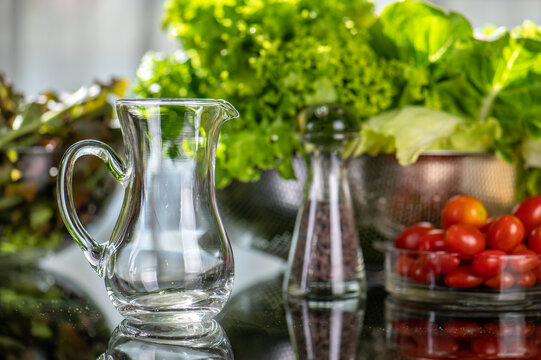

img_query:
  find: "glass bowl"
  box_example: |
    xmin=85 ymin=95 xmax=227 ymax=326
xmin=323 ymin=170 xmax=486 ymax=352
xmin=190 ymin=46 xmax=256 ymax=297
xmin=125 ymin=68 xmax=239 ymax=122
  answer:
xmin=377 ymin=241 xmax=541 ymax=309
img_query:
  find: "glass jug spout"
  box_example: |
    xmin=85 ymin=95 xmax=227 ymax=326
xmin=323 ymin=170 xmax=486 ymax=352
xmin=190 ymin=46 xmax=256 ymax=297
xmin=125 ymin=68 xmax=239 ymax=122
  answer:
xmin=216 ymin=99 xmax=240 ymax=122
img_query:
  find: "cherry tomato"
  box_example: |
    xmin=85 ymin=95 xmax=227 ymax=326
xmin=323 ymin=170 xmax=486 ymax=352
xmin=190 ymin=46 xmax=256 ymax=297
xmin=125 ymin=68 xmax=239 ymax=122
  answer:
xmin=528 ymin=226 xmax=541 ymax=254
xmin=443 ymin=320 xmax=483 ymax=339
xmin=487 ymin=215 xmax=525 ymax=252
xmin=517 ymin=271 xmax=537 ymax=288
xmin=505 ymin=338 xmax=537 ymax=358
xmin=471 ymin=336 xmax=502 ymax=357
xmin=418 ymin=229 xmax=445 ymax=251
xmin=482 ymin=216 xmax=499 ymax=233
xmin=395 ymin=254 xmax=414 ymax=277
xmin=484 ymin=271 xmax=515 ymax=289
xmin=444 ymin=266 xmax=485 ymax=289
xmin=413 ymin=334 xmax=458 ymax=357
xmin=445 ymin=224 xmax=486 ymax=255
xmin=509 ymin=250 xmax=540 ymax=273
xmin=513 ymin=195 xmax=541 ymax=234
xmin=395 ymin=334 xmax=417 ymax=354
xmin=512 ymin=243 xmax=528 ymax=253
xmin=392 ymin=319 xmax=437 ymax=336
xmin=392 ymin=319 xmax=432 ymax=336
xmin=472 ymin=250 xmax=508 ymax=278
xmin=409 ymin=256 xmax=437 ymax=284
xmin=395 ymin=222 xmax=434 ymax=250
xmin=484 ymin=321 xmax=516 ymax=337
xmin=425 ymin=253 xmax=460 ymax=275
xmin=441 ymin=195 xmax=488 ymax=229
xmin=517 ymin=321 xmax=535 ymax=337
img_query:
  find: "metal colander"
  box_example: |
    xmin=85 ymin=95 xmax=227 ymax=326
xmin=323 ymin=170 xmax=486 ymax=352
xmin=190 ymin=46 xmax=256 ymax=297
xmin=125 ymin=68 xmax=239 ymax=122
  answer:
xmin=217 ymin=153 xmax=517 ymax=269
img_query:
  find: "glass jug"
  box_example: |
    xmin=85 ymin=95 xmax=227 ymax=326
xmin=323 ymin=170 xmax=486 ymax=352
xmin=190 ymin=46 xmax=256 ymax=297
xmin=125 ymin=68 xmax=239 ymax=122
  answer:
xmin=57 ymin=99 xmax=239 ymax=334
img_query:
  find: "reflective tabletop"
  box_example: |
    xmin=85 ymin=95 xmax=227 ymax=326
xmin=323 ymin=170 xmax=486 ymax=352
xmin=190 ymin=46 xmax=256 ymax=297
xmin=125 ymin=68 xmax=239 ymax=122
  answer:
xmin=5 ymin=245 xmax=541 ymax=359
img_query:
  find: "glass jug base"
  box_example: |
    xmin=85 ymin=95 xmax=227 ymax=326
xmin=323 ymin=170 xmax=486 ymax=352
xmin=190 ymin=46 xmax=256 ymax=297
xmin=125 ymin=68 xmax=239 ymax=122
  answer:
xmin=119 ymin=318 xmax=222 ymax=339
xmin=112 ymin=289 xmax=230 ymax=335
xmin=285 ymin=279 xmax=366 ymax=299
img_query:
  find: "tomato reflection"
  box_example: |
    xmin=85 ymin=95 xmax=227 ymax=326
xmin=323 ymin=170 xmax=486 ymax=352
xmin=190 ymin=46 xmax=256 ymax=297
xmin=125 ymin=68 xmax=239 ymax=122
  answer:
xmin=387 ymin=298 xmax=541 ymax=359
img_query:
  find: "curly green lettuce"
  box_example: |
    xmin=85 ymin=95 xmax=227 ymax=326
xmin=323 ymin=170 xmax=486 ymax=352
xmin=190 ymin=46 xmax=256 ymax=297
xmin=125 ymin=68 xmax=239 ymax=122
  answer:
xmin=135 ymin=0 xmax=413 ymax=187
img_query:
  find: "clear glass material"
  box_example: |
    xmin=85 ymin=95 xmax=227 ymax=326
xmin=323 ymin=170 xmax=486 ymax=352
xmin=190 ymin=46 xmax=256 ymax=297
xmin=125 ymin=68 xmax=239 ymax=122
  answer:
xmin=379 ymin=242 xmax=541 ymax=308
xmin=99 ymin=319 xmax=232 ymax=359
xmin=57 ymin=98 xmax=239 ymax=333
xmin=285 ymin=297 xmax=365 ymax=359
xmin=283 ymin=105 xmax=366 ymax=298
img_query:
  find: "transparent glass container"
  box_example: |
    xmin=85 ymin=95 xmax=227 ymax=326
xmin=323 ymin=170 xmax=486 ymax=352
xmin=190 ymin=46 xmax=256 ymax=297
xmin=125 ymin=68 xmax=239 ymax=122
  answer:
xmin=57 ymin=98 xmax=239 ymax=336
xmin=379 ymin=242 xmax=541 ymax=309
xmin=283 ymin=104 xmax=366 ymax=298
xmin=99 ymin=319 xmax=233 ymax=360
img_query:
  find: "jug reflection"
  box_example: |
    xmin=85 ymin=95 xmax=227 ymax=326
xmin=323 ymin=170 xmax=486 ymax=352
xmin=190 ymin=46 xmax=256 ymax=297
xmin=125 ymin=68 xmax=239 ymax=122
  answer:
xmin=57 ymin=99 xmax=239 ymax=334
xmin=285 ymin=297 xmax=365 ymax=360
xmin=386 ymin=297 xmax=541 ymax=359
xmin=99 ymin=320 xmax=233 ymax=359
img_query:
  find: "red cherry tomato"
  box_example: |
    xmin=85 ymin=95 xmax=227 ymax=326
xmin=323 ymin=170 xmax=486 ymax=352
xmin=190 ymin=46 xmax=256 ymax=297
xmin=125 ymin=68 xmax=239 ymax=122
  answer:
xmin=471 ymin=336 xmax=502 ymax=357
xmin=505 ymin=338 xmax=538 ymax=358
xmin=509 ymin=250 xmax=540 ymax=273
xmin=445 ymin=224 xmax=486 ymax=255
xmin=413 ymin=334 xmax=459 ymax=357
xmin=392 ymin=319 xmax=437 ymax=336
xmin=484 ymin=321 xmax=516 ymax=337
xmin=482 ymin=216 xmax=499 ymax=233
xmin=528 ymin=226 xmax=541 ymax=254
xmin=512 ymin=243 xmax=528 ymax=253
xmin=487 ymin=215 xmax=525 ymax=252
xmin=471 ymin=250 xmax=508 ymax=278
xmin=443 ymin=320 xmax=483 ymax=339
xmin=517 ymin=271 xmax=536 ymax=288
xmin=425 ymin=253 xmax=460 ymax=275
xmin=409 ymin=256 xmax=437 ymax=284
xmin=484 ymin=271 xmax=515 ymax=289
xmin=418 ymin=229 xmax=446 ymax=251
xmin=441 ymin=195 xmax=488 ymax=229
xmin=444 ymin=266 xmax=485 ymax=289
xmin=513 ymin=195 xmax=541 ymax=234
xmin=395 ymin=254 xmax=414 ymax=277
xmin=395 ymin=222 xmax=434 ymax=250
xmin=521 ymin=322 xmax=536 ymax=337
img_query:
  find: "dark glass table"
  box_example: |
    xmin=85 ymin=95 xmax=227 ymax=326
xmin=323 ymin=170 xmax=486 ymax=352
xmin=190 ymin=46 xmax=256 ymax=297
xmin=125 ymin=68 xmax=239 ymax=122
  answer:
xmin=3 ymin=247 xmax=541 ymax=359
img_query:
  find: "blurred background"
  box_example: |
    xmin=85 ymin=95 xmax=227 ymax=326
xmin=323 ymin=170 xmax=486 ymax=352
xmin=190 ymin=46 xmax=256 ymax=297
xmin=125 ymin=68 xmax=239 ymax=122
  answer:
xmin=0 ymin=0 xmax=175 ymax=95
xmin=0 ymin=0 xmax=540 ymax=331
xmin=1 ymin=0 xmax=540 ymax=95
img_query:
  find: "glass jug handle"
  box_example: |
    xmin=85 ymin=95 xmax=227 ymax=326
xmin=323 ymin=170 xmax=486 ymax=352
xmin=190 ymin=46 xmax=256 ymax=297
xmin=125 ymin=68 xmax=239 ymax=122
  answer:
xmin=57 ymin=139 xmax=127 ymax=275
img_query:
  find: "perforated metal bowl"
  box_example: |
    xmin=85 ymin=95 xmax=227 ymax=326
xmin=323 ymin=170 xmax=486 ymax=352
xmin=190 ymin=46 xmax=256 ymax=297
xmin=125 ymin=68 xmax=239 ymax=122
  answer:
xmin=217 ymin=152 xmax=517 ymax=268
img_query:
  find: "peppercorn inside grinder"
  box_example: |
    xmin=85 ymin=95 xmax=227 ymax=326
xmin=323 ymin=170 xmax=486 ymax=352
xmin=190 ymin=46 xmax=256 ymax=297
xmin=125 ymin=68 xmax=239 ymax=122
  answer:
xmin=283 ymin=104 xmax=366 ymax=298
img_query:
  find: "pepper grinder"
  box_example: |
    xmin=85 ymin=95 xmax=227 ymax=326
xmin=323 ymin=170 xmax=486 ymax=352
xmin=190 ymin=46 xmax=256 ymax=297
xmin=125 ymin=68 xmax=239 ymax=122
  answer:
xmin=283 ymin=104 xmax=366 ymax=298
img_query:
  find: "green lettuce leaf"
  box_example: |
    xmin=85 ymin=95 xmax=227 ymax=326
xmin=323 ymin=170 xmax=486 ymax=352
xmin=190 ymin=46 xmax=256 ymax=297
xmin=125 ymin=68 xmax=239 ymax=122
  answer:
xmin=369 ymin=1 xmax=472 ymax=67
xmin=429 ymin=117 xmax=501 ymax=151
xmin=356 ymin=106 xmax=463 ymax=165
xmin=430 ymin=32 xmax=541 ymax=160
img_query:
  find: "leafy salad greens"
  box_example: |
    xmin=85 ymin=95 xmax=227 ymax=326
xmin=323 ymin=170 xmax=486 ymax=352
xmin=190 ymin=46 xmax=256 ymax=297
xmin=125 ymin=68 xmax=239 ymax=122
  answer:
xmin=0 ymin=73 xmax=127 ymax=254
xmin=135 ymin=0 xmax=541 ymax=194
